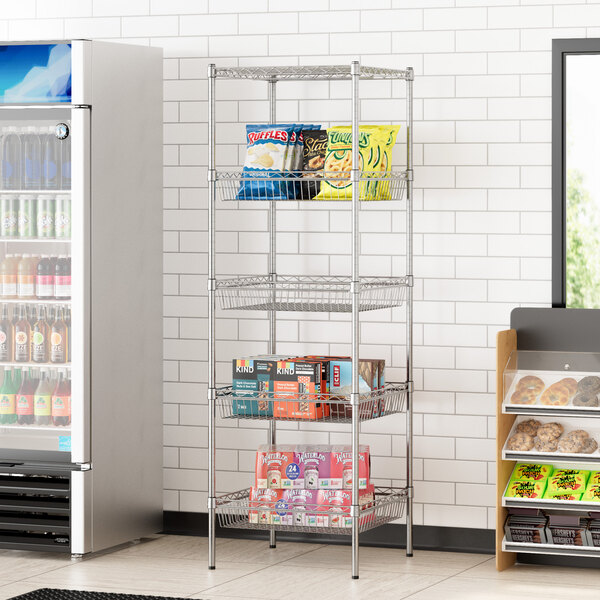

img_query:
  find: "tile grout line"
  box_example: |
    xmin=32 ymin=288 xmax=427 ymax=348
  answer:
xmin=401 ymin=555 xmax=494 ymax=599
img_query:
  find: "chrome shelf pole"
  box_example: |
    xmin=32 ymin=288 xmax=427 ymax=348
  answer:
xmin=207 ymin=63 xmax=217 ymax=570
xmin=350 ymin=59 xmax=361 ymax=580
xmin=268 ymin=76 xmax=277 ymax=550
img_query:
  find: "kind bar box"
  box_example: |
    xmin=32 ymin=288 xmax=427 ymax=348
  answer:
xmin=255 ymin=444 xmax=297 ymax=489
xmin=291 ymin=357 xmax=330 ymax=418
xmin=273 ymin=360 xmax=325 ymax=420
xmin=231 ymin=358 xmax=275 ymax=417
xmin=248 ymin=487 xmax=284 ymax=525
xmin=295 ymin=444 xmax=331 ymax=489
xmin=504 ymin=514 xmax=548 ymax=544
xmin=316 ymin=485 xmax=375 ymax=528
xmin=330 ymin=445 xmax=370 ymax=489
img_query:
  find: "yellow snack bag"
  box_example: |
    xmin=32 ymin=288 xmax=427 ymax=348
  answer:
xmin=314 ymin=126 xmax=394 ymax=201
xmin=370 ymin=125 xmax=400 ymax=201
xmin=505 ymin=479 xmax=546 ymax=499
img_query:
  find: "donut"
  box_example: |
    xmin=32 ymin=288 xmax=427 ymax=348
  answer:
xmin=536 ymin=422 xmax=564 ymax=441
xmin=507 ymin=432 xmax=535 ymax=451
xmin=573 ymin=392 xmax=599 ymax=408
xmin=515 ymin=375 xmax=545 ymax=395
xmin=540 ymin=384 xmax=570 ymax=406
xmin=583 ymin=438 xmax=599 ymax=454
xmin=511 ymin=389 xmax=537 ymax=405
xmin=534 ymin=437 xmax=558 ymax=453
xmin=556 ymin=378 xmax=577 ymax=396
xmin=516 ymin=419 xmax=542 ymax=436
xmin=577 ymin=376 xmax=600 ymax=395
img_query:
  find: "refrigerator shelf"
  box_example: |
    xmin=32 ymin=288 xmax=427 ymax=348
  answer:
xmin=0 ymin=362 xmax=70 ymax=369
xmin=0 ymin=238 xmax=71 ymax=243
xmin=0 ymin=190 xmax=71 ymax=194
xmin=216 ymin=486 xmax=408 ymax=535
xmin=0 ymin=425 xmax=70 ymax=432
xmin=217 ymin=382 xmax=407 ymax=423
xmin=0 ymin=299 xmax=71 ymax=305
xmin=216 ymin=275 xmax=408 ymax=313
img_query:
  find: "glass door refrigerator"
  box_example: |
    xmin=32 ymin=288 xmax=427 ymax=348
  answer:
xmin=0 ymin=41 xmax=163 ymax=555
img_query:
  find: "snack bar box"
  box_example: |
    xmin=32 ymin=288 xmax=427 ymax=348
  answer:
xmin=272 ymin=360 xmax=326 ymax=420
xmin=231 ymin=358 xmax=276 ymax=417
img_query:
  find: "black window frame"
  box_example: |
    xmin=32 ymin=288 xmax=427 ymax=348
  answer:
xmin=552 ymin=38 xmax=600 ymax=307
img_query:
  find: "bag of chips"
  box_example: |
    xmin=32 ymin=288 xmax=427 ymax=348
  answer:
xmin=236 ymin=124 xmax=296 ymax=200
xmin=301 ymin=129 xmax=327 ymax=199
xmin=313 ymin=125 xmax=400 ymax=201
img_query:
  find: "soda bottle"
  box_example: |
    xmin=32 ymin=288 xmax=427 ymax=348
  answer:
xmin=17 ymin=254 xmax=35 ymax=299
xmin=0 ymin=368 xmax=17 ymax=424
xmin=1 ymin=126 xmax=21 ymax=190
xmin=65 ymin=306 xmax=71 ymax=360
xmin=51 ymin=369 xmax=70 ymax=427
xmin=17 ymin=367 xmax=37 ymax=425
xmin=36 ymin=195 xmax=55 ymax=238
xmin=0 ymin=304 xmax=13 ymax=362
xmin=34 ymin=369 xmax=52 ymax=425
xmin=17 ymin=194 xmax=36 ymax=239
xmin=32 ymin=305 xmax=49 ymax=363
xmin=0 ymin=254 xmax=18 ymax=299
xmin=36 ymin=255 xmax=54 ymax=299
xmin=60 ymin=133 xmax=71 ymax=190
xmin=0 ymin=194 xmax=18 ymax=238
xmin=50 ymin=305 xmax=67 ymax=363
xmin=42 ymin=126 xmax=60 ymax=190
xmin=14 ymin=304 xmax=30 ymax=362
xmin=55 ymin=256 xmax=71 ymax=300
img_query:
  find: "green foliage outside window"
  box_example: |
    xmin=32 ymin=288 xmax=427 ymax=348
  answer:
xmin=566 ymin=169 xmax=600 ymax=308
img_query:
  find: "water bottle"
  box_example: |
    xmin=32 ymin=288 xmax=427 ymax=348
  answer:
xmin=23 ymin=126 xmax=41 ymax=190
xmin=42 ymin=125 xmax=60 ymax=190
xmin=60 ymin=132 xmax=71 ymax=190
xmin=1 ymin=126 xmax=21 ymax=190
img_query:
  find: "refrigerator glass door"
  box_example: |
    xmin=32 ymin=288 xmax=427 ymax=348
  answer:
xmin=0 ymin=106 xmax=88 ymax=464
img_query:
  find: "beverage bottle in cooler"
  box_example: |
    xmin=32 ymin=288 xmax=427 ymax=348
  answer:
xmin=51 ymin=369 xmax=70 ymax=426
xmin=55 ymin=256 xmax=70 ymax=300
xmin=0 ymin=304 xmax=12 ymax=362
xmin=55 ymin=195 xmax=71 ymax=239
xmin=14 ymin=304 xmax=30 ymax=362
xmin=32 ymin=305 xmax=49 ymax=363
xmin=50 ymin=305 xmax=68 ymax=363
xmin=17 ymin=254 xmax=35 ymax=299
xmin=66 ymin=306 xmax=71 ymax=359
xmin=0 ymin=194 xmax=18 ymax=238
xmin=36 ymin=195 xmax=55 ymax=238
xmin=17 ymin=367 xmax=37 ymax=425
xmin=17 ymin=194 xmax=36 ymax=239
xmin=1 ymin=126 xmax=21 ymax=190
xmin=36 ymin=255 xmax=54 ymax=299
xmin=22 ymin=126 xmax=41 ymax=190
xmin=34 ymin=368 xmax=52 ymax=425
xmin=42 ymin=126 xmax=60 ymax=190
xmin=60 ymin=133 xmax=71 ymax=190
xmin=1 ymin=254 xmax=18 ymax=299
xmin=0 ymin=368 xmax=16 ymax=424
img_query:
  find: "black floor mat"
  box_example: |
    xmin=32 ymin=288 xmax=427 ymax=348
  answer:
xmin=10 ymin=590 xmax=192 ymax=600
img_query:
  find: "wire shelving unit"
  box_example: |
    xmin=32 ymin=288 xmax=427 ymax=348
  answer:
xmin=206 ymin=62 xmax=414 ymax=579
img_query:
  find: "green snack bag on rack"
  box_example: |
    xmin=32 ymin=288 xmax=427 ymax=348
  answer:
xmin=548 ymin=472 xmax=587 ymax=493
xmin=582 ymin=484 xmax=600 ymax=502
xmin=543 ymin=490 xmax=581 ymax=501
xmin=552 ymin=468 xmax=590 ymax=486
xmin=588 ymin=472 xmax=600 ymax=487
xmin=511 ymin=463 xmax=552 ymax=482
xmin=505 ymin=479 xmax=546 ymax=499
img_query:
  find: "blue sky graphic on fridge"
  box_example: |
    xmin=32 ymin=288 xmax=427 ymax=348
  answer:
xmin=0 ymin=43 xmax=71 ymax=104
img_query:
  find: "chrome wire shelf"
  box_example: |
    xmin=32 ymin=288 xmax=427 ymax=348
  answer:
xmin=216 ymin=275 xmax=408 ymax=313
xmin=216 ymin=486 xmax=408 ymax=535
xmin=216 ymin=170 xmax=407 ymax=202
xmin=216 ymin=382 xmax=407 ymax=423
xmin=215 ymin=65 xmax=412 ymax=81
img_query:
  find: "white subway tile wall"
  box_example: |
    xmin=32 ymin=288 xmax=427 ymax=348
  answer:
xmin=14 ymin=0 xmax=583 ymax=531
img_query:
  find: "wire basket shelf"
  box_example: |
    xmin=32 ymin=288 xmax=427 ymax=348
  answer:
xmin=216 ymin=382 xmax=407 ymax=423
xmin=216 ymin=486 xmax=408 ymax=535
xmin=214 ymin=65 xmax=412 ymax=81
xmin=216 ymin=275 xmax=408 ymax=313
xmin=216 ymin=170 xmax=407 ymax=202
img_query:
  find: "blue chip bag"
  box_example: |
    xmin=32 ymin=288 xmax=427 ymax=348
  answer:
xmin=236 ymin=124 xmax=296 ymax=200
